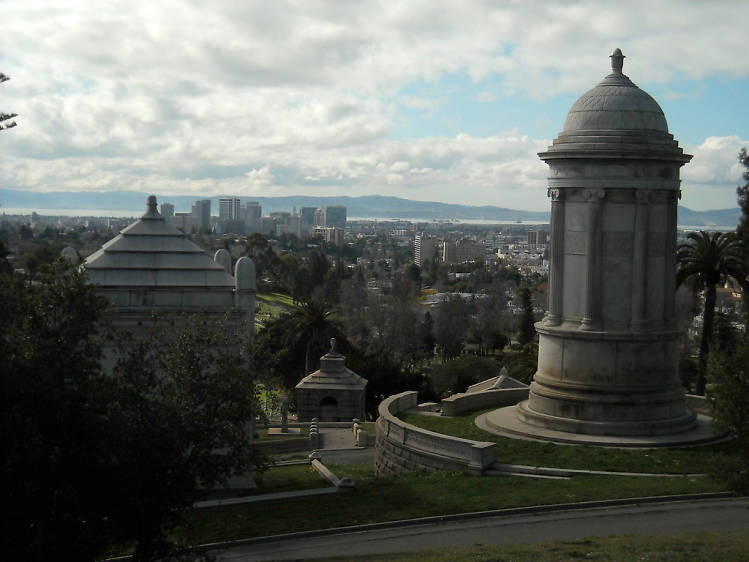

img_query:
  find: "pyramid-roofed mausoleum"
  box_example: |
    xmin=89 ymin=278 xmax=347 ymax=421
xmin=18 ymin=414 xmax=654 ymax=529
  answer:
xmin=85 ymin=196 xmax=256 ymax=356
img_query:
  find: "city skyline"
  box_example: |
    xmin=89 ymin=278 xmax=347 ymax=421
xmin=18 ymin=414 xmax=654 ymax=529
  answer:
xmin=3 ymin=1 xmax=749 ymax=212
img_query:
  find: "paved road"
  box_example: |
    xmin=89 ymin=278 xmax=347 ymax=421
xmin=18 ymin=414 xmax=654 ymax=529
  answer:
xmin=212 ymin=497 xmax=749 ymax=561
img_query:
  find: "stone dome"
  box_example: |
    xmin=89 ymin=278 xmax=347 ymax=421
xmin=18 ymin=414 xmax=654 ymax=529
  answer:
xmin=562 ymin=49 xmax=668 ymax=134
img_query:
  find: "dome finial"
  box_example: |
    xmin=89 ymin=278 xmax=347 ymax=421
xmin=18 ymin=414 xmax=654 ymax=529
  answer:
xmin=610 ymin=48 xmax=625 ymax=74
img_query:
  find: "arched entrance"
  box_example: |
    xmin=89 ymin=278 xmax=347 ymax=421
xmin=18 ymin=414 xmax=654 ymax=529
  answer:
xmin=319 ymin=396 xmax=338 ymax=422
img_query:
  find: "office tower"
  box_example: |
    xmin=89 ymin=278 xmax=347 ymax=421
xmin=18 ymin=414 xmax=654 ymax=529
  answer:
xmin=324 ymin=205 xmax=347 ymax=229
xmin=414 ymin=233 xmax=435 ymax=267
xmin=219 ymin=197 xmax=241 ymax=220
xmin=159 ymin=202 xmax=175 ymax=219
xmin=191 ymin=199 xmax=211 ymax=230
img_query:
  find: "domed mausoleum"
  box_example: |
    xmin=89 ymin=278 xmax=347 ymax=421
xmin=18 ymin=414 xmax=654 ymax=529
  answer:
xmin=486 ymin=50 xmax=712 ymax=443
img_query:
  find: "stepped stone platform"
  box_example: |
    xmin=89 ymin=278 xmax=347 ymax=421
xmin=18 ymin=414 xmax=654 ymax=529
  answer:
xmin=478 ymin=407 xmax=721 ymax=448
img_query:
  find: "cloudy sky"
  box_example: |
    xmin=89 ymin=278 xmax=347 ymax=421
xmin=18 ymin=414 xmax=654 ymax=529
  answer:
xmin=2 ymin=1 xmax=749 ymax=212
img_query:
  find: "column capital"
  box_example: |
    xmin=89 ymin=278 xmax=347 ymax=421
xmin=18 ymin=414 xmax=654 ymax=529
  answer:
xmin=635 ymin=190 xmax=651 ymax=204
xmin=547 ymin=188 xmax=563 ymax=201
xmin=583 ymin=188 xmax=606 ymax=201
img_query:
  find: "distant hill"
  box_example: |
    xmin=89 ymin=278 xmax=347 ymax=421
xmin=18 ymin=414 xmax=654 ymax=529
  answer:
xmin=0 ymin=188 xmax=740 ymax=227
xmin=676 ymin=206 xmax=739 ymax=228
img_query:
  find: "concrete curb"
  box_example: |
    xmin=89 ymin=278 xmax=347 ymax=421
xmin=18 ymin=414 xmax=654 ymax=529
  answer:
xmin=193 ymin=492 xmax=737 ymax=553
xmin=488 ymin=462 xmax=708 ymax=479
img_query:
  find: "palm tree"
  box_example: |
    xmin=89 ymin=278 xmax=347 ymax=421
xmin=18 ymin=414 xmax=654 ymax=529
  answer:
xmin=283 ymin=298 xmax=344 ymax=377
xmin=677 ymin=231 xmax=747 ymax=394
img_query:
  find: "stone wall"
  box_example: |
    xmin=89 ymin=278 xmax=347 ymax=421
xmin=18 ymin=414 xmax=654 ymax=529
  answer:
xmin=441 ymin=388 xmax=529 ymax=417
xmin=685 ymin=394 xmax=710 ymax=415
xmin=374 ymin=391 xmax=495 ymax=476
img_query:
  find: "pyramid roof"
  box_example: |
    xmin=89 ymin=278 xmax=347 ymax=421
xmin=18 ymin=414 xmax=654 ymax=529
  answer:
xmin=85 ymin=196 xmax=234 ymax=288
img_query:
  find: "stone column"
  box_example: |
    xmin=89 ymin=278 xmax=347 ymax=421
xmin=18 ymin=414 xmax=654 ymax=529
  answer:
xmin=580 ymin=188 xmax=605 ymax=331
xmin=663 ymin=190 xmax=679 ymax=328
xmin=630 ymin=190 xmax=650 ymax=331
xmin=544 ymin=188 xmax=565 ymax=326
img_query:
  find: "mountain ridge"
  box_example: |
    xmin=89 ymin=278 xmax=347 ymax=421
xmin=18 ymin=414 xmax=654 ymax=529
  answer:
xmin=0 ymin=188 xmax=740 ymax=227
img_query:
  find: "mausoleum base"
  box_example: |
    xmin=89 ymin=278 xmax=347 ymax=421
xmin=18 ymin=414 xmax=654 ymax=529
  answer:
xmin=479 ymin=406 xmax=720 ymax=447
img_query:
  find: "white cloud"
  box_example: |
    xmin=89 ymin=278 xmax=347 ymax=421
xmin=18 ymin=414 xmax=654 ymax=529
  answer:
xmin=2 ymin=1 xmax=748 ymax=211
xmin=681 ymin=136 xmax=748 ymax=210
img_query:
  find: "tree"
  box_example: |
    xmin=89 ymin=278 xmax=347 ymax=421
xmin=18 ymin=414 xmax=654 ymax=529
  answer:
xmin=706 ymin=335 xmax=749 ymax=493
xmin=433 ymin=295 xmax=473 ymax=360
xmin=516 ymin=286 xmax=536 ymax=345
xmin=430 ymin=355 xmax=499 ymax=397
xmin=243 ymin=233 xmax=280 ymax=287
xmin=736 ymin=148 xmax=749 ymax=251
xmin=677 ymin=230 xmax=747 ymax=394
xmin=0 ymin=238 xmax=12 ymax=276
xmin=0 ymin=261 xmax=259 ymax=560
xmin=105 ymin=318 xmax=258 ymax=560
xmin=736 ymin=147 xmax=749 ymax=323
xmin=282 ymin=299 xmax=344 ymax=378
xmin=1 ymin=261 xmax=112 ymax=560
xmin=24 ymin=243 xmax=58 ymax=282
xmin=1 ymin=73 xmax=17 ymax=131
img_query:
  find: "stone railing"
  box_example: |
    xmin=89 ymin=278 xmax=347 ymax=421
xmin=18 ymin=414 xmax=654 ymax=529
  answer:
xmin=685 ymin=394 xmax=711 ymax=415
xmin=441 ymin=388 xmax=529 ymax=417
xmin=375 ymin=391 xmax=495 ymax=476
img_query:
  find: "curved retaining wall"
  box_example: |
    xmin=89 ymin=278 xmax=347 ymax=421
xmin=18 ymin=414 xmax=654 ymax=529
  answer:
xmin=374 ymin=391 xmax=495 ymax=476
xmin=440 ymin=388 xmax=529 ymax=417
xmin=684 ymin=394 xmax=710 ymax=415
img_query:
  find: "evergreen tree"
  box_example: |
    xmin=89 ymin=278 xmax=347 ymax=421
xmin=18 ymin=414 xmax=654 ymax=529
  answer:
xmin=1 ymin=73 xmax=17 ymax=131
xmin=736 ymin=148 xmax=749 ymax=250
xmin=517 ymin=286 xmax=536 ymax=345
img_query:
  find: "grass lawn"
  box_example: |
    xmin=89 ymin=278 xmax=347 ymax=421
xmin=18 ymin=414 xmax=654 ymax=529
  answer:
xmin=323 ymin=530 xmax=749 ymax=561
xmin=255 ymin=291 xmax=296 ymax=324
xmin=182 ymin=464 xmax=725 ymax=544
xmin=399 ymin=409 xmax=737 ymax=475
xmin=256 ymin=291 xmax=296 ymax=309
xmin=248 ymin=464 xmax=327 ymax=495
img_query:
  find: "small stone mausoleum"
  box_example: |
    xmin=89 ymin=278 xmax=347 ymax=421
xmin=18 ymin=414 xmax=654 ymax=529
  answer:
xmin=295 ymin=340 xmax=367 ymax=422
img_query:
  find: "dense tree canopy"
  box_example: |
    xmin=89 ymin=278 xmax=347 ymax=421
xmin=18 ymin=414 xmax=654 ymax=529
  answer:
xmin=1 ymin=261 xmax=259 ymax=560
xmin=707 ymin=333 xmax=749 ymax=494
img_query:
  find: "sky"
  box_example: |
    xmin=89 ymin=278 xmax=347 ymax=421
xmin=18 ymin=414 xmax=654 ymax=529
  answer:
xmin=2 ymin=1 xmax=749 ymax=212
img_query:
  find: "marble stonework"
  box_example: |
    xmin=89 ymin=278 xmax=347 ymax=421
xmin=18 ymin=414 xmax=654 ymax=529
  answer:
xmin=518 ymin=50 xmax=696 ymax=436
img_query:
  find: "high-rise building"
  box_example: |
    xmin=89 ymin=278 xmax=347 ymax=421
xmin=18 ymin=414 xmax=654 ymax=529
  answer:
xmin=313 ymin=208 xmax=325 ymax=227
xmin=159 ymin=202 xmax=175 ymax=219
xmin=442 ymin=238 xmax=485 ymax=264
xmin=314 ymin=226 xmax=344 ymax=247
xmin=527 ymin=230 xmax=548 ymax=248
xmin=300 ymin=206 xmax=317 ymax=233
xmin=244 ymin=201 xmax=262 ymax=221
xmin=219 ymin=197 xmax=241 ymax=221
xmin=324 ymin=205 xmax=347 ymax=229
xmin=414 ymin=233 xmax=435 ymax=267
xmin=191 ymin=199 xmax=211 ymax=230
